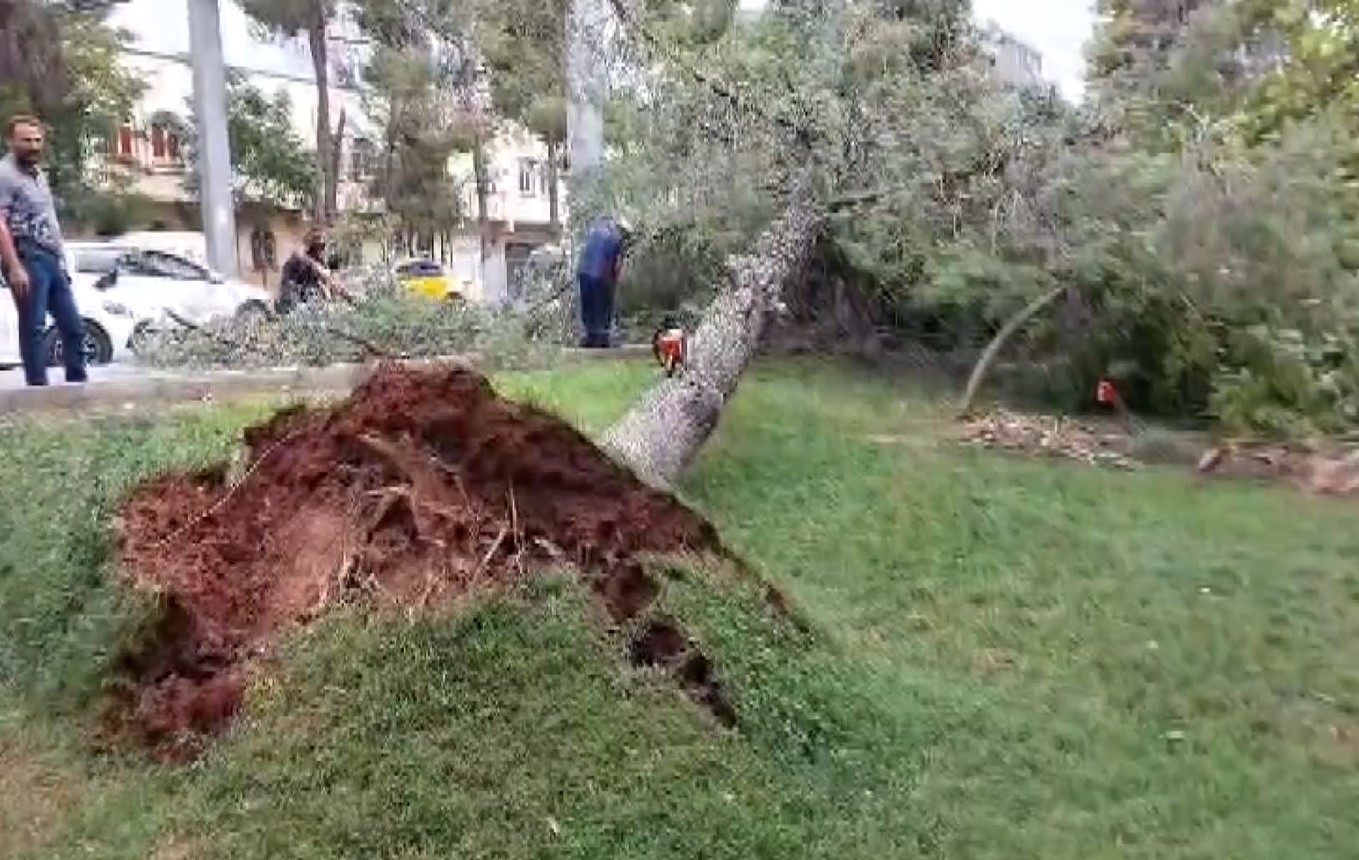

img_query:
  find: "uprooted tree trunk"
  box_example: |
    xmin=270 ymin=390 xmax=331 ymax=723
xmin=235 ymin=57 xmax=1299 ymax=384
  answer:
xmin=601 ymin=179 xmax=824 ymax=487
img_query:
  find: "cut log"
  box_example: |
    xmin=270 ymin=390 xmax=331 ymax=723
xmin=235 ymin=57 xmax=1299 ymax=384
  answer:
xmin=601 ymin=180 xmax=823 ymax=487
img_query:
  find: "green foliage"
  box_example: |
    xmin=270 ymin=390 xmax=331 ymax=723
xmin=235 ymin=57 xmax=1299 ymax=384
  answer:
xmin=1050 ymin=0 xmax=1359 ymax=434
xmin=587 ymin=0 xmax=1359 ymax=437
xmin=352 ymin=1 xmax=479 ymax=247
xmin=238 ymin=0 xmax=340 ymax=218
xmin=77 ymin=191 xmax=157 ymax=237
xmin=0 ymin=3 xmax=144 ymax=218
xmin=172 ymin=72 xmax=318 ymax=210
xmin=361 ymin=44 xmax=466 ymax=242
xmin=134 ymin=271 xmax=548 ymax=370
xmin=4 ymin=363 xmax=1359 ymax=858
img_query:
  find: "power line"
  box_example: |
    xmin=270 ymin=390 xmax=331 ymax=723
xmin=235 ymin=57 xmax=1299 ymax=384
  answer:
xmin=120 ymin=45 xmax=363 ymax=91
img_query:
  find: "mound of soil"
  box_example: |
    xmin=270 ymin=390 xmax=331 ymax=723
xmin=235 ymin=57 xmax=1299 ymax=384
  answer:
xmin=111 ymin=362 xmax=725 ymax=760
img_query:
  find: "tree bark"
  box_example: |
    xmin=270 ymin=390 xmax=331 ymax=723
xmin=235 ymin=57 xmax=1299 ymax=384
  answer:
xmin=472 ymin=131 xmax=491 ymax=264
xmin=601 ymin=180 xmax=823 ymax=488
xmin=307 ymin=19 xmax=337 ymax=222
xmin=546 ymin=136 xmax=562 ymax=235
xmin=329 ymin=106 xmax=346 ymax=215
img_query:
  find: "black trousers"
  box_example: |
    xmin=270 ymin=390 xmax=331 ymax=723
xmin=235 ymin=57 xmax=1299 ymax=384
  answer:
xmin=578 ymin=273 xmax=615 ymax=348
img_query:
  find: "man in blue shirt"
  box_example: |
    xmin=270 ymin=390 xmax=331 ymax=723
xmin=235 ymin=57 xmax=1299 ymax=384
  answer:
xmin=575 ymin=215 xmax=632 ymax=348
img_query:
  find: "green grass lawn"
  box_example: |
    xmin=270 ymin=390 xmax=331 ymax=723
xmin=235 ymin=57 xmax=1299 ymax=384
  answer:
xmin=1 ymin=359 xmax=1357 ymax=859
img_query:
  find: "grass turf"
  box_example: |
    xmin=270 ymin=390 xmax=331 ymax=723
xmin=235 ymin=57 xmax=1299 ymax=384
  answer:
xmin=0 ymin=359 xmax=1356 ymax=859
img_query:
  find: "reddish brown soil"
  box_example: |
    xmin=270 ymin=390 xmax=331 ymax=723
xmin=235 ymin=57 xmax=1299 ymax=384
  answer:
xmin=111 ymin=363 xmax=725 ymax=760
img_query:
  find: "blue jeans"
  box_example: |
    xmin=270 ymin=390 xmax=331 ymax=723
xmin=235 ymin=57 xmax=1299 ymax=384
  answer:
xmin=578 ymin=273 xmax=614 ymax=348
xmin=15 ymin=245 xmax=86 ymax=386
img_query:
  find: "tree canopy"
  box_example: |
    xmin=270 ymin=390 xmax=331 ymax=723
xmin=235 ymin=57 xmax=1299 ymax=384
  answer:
xmin=170 ymin=72 xmax=318 ymax=211
xmin=0 ymin=1 xmax=143 ymax=224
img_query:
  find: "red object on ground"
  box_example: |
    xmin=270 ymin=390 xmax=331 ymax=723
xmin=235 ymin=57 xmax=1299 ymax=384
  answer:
xmin=1096 ymin=379 xmax=1117 ymax=406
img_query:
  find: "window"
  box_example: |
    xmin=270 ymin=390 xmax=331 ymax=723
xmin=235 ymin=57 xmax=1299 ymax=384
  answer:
xmin=350 ymin=137 xmax=373 ymax=181
xmin=115 ymin=125 xmax=135 ymax=160
xmin=127 ymin=250 xmax=209 ymax=281
xmin=73 ymin=247 xmax=128 ymax=275
xmin=517 ymin=159 xmax=536 ymax=196
xmin=397 ymin=260 xmax=443 ymax=278
xmin=149 ymin=124 xmax=183 ymax=165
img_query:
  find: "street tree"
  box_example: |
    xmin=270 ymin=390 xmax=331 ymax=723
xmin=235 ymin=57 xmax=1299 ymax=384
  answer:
xmin=238 ymin=0 xmax=346 ymax=222
xmin=0 ymin=0 xmax=143 ymax=218
xmin=355 ymin=0 xmax=493 ymax=260
xmin=597 ymin=0 xmax=990 ymax=484
xmin=472 ymin=0 xmax=568 ymax=233
xmin=361 ymin=43 xmax=464 ymax=256
xmin=350 ymin=0 xmax=481 ymax=259
xmin=170 ymin=72 xmax=318 ymax=211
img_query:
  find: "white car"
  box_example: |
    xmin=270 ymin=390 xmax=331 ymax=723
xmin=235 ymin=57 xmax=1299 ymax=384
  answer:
xmin=0 ymin=271 xmax=139 ymax=369
xmin=66 ymin=242 xmax=274 ymax=331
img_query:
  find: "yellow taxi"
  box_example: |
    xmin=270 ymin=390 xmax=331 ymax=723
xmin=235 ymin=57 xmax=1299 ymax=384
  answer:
xmin=394 ymin=258 xmax=462 ymax=301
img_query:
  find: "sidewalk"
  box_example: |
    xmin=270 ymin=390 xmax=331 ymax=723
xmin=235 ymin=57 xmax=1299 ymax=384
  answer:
xmin=0 ymin=346 xmax=651 ymax=416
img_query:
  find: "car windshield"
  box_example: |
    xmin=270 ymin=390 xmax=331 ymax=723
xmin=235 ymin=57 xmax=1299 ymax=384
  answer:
xmin=71 ymin=246 xmax=127 ymax=274
xmin=398 ymin=260 xmax=443 ymax=277
xmin=123 ymin=250 xmax=210 ymax=281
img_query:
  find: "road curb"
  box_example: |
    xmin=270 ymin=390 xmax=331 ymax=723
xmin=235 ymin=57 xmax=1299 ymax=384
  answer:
xmin=0 ymin=345 xmax=651 ymax=416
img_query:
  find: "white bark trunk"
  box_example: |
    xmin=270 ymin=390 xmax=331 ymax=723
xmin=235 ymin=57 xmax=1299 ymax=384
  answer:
xmin=957 ymin=285 xmax=1065 ymax=418
xmin=601 ymin=182 xmax=822 ymax=487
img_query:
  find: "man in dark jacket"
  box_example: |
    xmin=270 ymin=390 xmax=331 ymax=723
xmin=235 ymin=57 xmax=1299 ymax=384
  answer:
xmin=575 ymin=215 xmax=632 ymax=348
xmin=277 ymin=228 xmax=350 ymax=313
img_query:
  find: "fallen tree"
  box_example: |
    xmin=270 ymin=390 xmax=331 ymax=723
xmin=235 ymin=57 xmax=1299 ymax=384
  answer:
xmin=592 ymin=0 xmax=981 ymax=485
xmin=602 ymin=179 xmax=823 ymax=485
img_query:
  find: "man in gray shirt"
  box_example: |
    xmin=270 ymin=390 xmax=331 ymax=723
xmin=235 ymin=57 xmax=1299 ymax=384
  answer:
xmin=0 ymin=114 xmax=86 ymax=386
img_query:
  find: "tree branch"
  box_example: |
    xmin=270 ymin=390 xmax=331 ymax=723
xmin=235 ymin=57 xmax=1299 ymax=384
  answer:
xmin=827 ymin=185 xmax=908 ymax=211
xmin=604 ymin=0 xmax=811 ymax=147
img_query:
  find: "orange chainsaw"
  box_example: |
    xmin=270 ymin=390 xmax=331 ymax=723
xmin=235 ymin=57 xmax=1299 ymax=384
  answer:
xmin=651 ymin=317 xmax=687 ymax=377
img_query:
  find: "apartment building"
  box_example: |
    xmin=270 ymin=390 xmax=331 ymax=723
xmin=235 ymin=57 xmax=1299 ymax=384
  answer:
xmin=94 ymin=0 xmax=566 ymax=299
xmin=91 ymin=47 xmax=374 ymax=285
xmin=446 ymin=129 xmax=569 ymax=305
xmin=981 ymin=23 xmax=1045 ymax=89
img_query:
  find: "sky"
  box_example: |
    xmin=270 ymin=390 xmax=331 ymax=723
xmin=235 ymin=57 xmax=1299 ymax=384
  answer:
xmin=108 ymin=0 xmax=316 ymax=81
xmin=973 ymin=0 xmax=1095 ymax=100
xmin=112 ymin=0 xmax=1098 ymax=101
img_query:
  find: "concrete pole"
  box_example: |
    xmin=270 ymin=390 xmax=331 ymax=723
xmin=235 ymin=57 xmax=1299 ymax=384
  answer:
xmin=566 ymin=0 xmax=607 ymax=194
xmin=187 ymin=0 xmax=238 ymax=275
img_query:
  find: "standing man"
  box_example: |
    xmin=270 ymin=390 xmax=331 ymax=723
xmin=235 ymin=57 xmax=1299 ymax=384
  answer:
xmin=575 ymin=215 xmax=632 ymax=348
xmin=0 ymin=115 xmax=85 ymax=386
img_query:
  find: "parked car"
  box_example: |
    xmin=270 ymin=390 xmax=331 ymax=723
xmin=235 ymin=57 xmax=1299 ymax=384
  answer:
xmin=66 ymin=241 xmax=274 ymax=330
xmin=0 ymin=271 xmax=139 ymax=369
xmin=113 ymin=230 xmax=209 ymax=264
xmin=394 ymin=258 xmax=463 ymax=301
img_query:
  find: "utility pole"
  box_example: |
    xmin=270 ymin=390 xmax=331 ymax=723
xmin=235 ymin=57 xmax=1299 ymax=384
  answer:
xmin=187 ymin=0 xmax=238 ymax=275
xmin=565 ymin=0 xmax=607 ymax=190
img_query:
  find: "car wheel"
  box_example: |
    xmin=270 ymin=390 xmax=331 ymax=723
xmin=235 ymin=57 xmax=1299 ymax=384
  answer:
xmin=45 ymin=319 xmax=114 ymax=367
